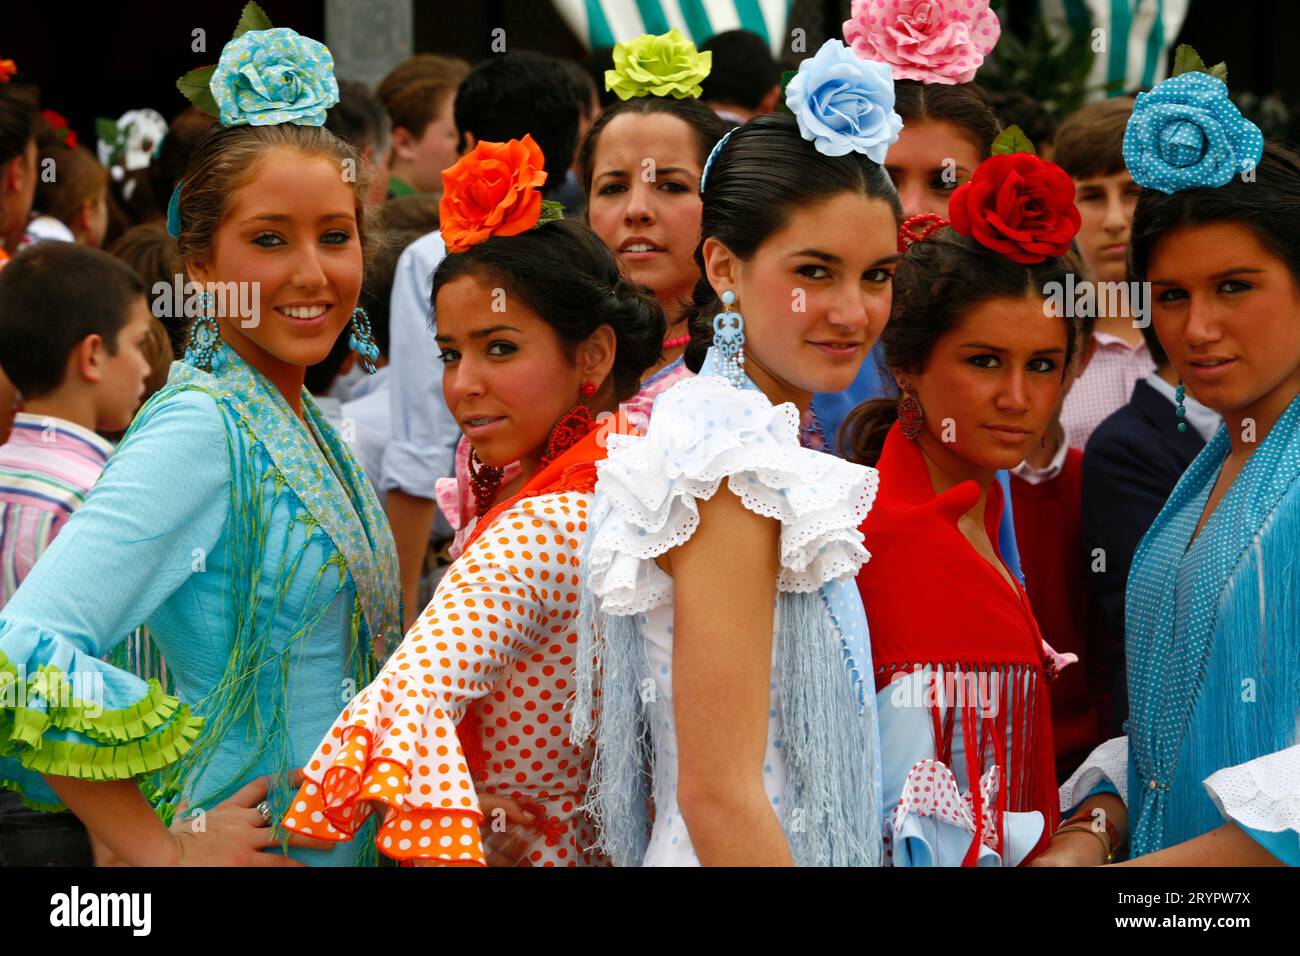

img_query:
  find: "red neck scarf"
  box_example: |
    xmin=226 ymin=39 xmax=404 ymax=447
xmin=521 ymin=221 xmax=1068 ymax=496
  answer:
xmin=456 ymin=413 xmax=632 ymax=779
xmin=857 ymin=423 xmax=1059 ymax=863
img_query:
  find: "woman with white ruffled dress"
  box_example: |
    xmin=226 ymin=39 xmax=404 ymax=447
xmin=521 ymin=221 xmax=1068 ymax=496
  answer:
xmin=572 ymin=50 xmax=908 ymax=867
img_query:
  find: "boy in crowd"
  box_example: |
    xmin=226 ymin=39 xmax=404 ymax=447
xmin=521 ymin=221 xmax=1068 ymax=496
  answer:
xmin=0 ymin=242 xmax=152 ymax=602
xmin=0 ymin=241 xmax=152 ymax=866
xmin=1053 ymin=97 xmax=1155 ymax=451
xmin=1082 ymin=320 xmax=1220 ymax=736
xmin=376 ymin=54 xmax=470 ymax=198
xmin=699 ymin=29 xmax=781 ymax=124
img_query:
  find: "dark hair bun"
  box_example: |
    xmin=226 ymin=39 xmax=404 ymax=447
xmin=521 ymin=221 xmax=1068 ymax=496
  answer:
xmin=602 ymin=275 xmax=666 ymax=399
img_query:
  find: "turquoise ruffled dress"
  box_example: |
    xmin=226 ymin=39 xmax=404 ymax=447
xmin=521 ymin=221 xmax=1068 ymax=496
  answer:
xmin=0 ymin=349 xmax=402 ymax=865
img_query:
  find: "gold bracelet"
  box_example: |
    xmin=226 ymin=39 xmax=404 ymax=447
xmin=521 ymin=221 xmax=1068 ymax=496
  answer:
xmin=1054 ymin=823 xmax=1113 ymax=863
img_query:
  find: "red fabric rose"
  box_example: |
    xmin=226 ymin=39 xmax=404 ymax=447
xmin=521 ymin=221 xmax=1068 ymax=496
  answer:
xmin=947 ymin=153 xmax=1080 ymax=264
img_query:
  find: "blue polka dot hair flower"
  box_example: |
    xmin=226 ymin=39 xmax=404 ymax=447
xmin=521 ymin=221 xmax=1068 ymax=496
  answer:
xmin=168 ymin=4 xmax=340 ymax=238
xmin=175 ymin=3 xmax=338 ymax=129
xmin=1123 ymin=70 xmax=1263 ymax=195
xmin=210 ymin=27 xmax=338 ymax=127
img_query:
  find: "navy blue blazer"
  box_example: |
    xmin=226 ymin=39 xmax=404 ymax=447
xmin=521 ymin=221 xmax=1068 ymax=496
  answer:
xmin=1081 ymin=378 xmax=1208 ymax=730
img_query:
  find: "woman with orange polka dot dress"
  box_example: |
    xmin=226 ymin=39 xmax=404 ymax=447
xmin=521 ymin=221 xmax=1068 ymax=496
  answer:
xmin=283 ymin=137 xmax=666 ymax=865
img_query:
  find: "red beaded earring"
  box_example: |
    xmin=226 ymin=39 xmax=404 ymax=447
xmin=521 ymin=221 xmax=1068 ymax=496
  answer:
xmin=540 ymin=381 xmax=598 ymax=467
xmin=898 ymin=386 xmax=923 ymax=441
xmin=468 ymin=450 xmax=505 ymax=518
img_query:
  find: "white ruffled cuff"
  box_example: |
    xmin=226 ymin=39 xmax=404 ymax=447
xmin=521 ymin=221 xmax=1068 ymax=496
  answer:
xmin=587 ymin=375 xmax=878 ymax=616
xmin=1059 ymin=735 xmax=1130 ymax=812
xmin=1204 ymin=743 xmax=1300 ymax=837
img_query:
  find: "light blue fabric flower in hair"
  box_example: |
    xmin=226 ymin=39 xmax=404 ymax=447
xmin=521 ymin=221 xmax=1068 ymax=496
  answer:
xmin=1123 ymin=72 xmax=1263 ymax=195
xmin=784 ymin=39 xmax=902 ymax=163
xmin=210 ymin=27 xmax=339 ymax=127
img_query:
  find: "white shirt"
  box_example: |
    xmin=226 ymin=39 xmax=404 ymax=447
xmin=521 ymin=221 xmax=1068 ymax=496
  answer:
xmin=379 ymin=230 xmax=458 ymax=497
xmin=342 ymin=366 xmax=393 ymax=503
xmin=311 ymin=381 xmax=389 ymax=504
xmin=1012 ymin=424 xmax=1074 ymax=486
xmin=22 ymin=215 xmax=75 ymax=245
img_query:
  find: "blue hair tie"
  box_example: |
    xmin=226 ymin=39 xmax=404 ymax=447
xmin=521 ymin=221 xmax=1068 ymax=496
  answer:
xmin=166 ymin=180 xmax=183 ymax=239
xmin=699 ymin=126 xmax=739 ymax=194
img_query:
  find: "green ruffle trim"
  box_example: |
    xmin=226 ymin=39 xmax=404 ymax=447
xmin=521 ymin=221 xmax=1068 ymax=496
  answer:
xmin=0 ymin=649 xmax=205 ymax=785
xmin=12 ymin=705 xmax=203 ymax=779
xmin=0 ymin=777 xmax=66 ymax=812
xmin=1 ymin=662 xmax=182 ymax=746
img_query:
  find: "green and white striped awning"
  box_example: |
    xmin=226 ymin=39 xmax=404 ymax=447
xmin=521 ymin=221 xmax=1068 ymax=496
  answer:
xmin=1038 ymin=0 xmax=1191 ymax=97
xmin=553 ymin=0 xmax=794 ymax=58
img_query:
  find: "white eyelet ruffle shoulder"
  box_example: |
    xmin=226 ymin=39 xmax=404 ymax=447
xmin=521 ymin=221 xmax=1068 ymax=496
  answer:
xmin=1204 ymin=743 xmax=1300 ymax=837
xmin=1059 ymin=735 xmax=1131 ymax=811
xmin=586 ymin=374 xmax=879 ymax=616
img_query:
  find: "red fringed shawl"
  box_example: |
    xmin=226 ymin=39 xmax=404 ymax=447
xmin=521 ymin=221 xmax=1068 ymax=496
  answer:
xmin=857 ymin=423 xmax=1060 ymax=864
xmin=453 ymin=414 xmax=632 ymax=781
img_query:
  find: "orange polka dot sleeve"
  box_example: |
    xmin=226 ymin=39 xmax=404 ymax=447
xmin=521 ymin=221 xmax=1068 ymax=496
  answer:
xmin=283 ymin=495 xmax=579 ymax=864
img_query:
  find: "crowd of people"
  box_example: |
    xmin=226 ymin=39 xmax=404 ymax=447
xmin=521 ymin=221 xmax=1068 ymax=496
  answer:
xmin=0 ymin=1 xmax=1296 ymax=869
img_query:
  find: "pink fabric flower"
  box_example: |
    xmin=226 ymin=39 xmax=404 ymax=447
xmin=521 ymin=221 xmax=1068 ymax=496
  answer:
xmin=842 ymin=0 xmax=1001 ymax=85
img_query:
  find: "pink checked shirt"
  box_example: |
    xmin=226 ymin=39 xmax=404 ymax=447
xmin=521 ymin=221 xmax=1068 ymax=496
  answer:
xmin=1061 ymin=332 xmax=1155 ymax=452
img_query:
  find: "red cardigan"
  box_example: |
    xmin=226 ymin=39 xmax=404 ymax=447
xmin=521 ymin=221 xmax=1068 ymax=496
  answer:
xmin=1010 ymin=451 xmax=1107 ymax=780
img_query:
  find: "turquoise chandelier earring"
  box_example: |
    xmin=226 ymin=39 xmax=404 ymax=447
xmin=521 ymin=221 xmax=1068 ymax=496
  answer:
xmin=712 ymin=290 xmax=746 ymax=386
xmin=184 ymin=290 xmax=223 ymax=373
xmin=348 ymin=307 xmax=380 ymax=374
xmin=1175 ymin=379 xmax=1188 ymax=432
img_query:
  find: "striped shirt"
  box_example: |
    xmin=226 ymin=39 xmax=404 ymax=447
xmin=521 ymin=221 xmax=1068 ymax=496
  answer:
xmin=0 ymin=413 xmax=114 ymax=606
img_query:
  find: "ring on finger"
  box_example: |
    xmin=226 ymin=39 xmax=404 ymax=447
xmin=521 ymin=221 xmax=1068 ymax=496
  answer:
xmin=256 ymin=800 xmax=272 ymax=825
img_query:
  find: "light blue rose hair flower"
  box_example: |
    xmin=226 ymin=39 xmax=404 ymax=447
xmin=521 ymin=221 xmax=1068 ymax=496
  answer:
xmin=210 ymin=27 xmax=339 ymax=128
xmin=784 ymin=39 xmax=902 ymax=164
xmin=1123 ymin=71 xmax=1263 ymax=195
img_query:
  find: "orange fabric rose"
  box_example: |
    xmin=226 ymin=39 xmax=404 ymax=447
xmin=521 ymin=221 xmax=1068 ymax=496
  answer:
xmin=439 ymin=135 xmax=548 ymax=254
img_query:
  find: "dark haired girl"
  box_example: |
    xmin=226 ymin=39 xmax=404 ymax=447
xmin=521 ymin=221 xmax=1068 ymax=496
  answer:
xmin=432 ymin=97 xmax=728 ymax=565
xmin=288 ymin=140 xmax=665 ymax=866
xmin=1047 ymin=136 xmax=1300 ymax=867
xmin=580 ymin=89 xmax=729 ymax=394
xmin=886 ymin=81 xmax=1003 ymax=221
xmin=845 ymin=218 xmax=1081 ymax=865
xmin=576 ymin=41 xmax=905 ymax=866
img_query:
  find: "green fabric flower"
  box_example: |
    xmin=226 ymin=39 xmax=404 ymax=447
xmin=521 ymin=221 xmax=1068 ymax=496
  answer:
xmin=605 ymin=28 xmax=712 ymax=101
